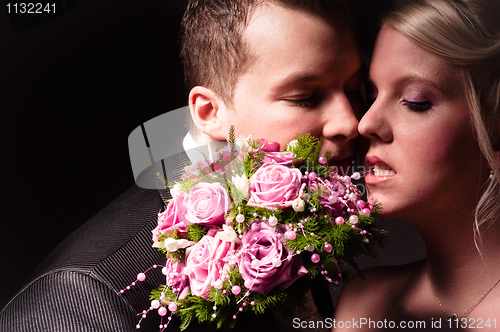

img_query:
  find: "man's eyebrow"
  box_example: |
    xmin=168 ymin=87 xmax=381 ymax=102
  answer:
xmin=273 ymin=65 xmax=365 ymax=94
xmin=270 ymin=74 xmax=320 ymax=94
xmin=282 ymin=74 xmax=320 ymax=85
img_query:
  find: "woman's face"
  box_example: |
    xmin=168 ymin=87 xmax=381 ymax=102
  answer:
xmin=359 ymin=26 xmax=488 ymax=221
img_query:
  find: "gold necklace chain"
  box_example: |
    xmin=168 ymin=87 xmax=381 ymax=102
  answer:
xmin=428 ymin=270 xmax=500 ymax=321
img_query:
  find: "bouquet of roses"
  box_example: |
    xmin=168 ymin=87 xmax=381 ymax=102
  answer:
xmin=127 ymin=131 xmax=385 ymax=330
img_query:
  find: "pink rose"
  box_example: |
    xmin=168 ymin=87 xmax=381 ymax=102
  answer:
xmin=314 ymin=179 xmax=354 ymax=218
xmin=238 ymin=220 xmax=307 ymax=294
xmin=164 ymin=258 xmax=190 ymax=299
xmin=184 ymin=228 xmax=238 ymax=299
xmin=262 ymin=151 xmax=295 ymax=166
xmin=256 ymin=138 xmax=280 ymax=152
xmin=184 ymin=182 xmax=230 ymax=226
xmin=247 ymin=163 xmax=302 ymax=209
xmin=183 ymin=160 xmax=207 ymax=179
xmin=183 ymin=148 xmax=240 ymax=178
xmin=152 ymin=192 xmax=188 ymax=242
xmin=209 ymin=149 xmax=240 ymax=174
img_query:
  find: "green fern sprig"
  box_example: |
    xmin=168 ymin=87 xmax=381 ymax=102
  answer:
xmin=188 ymin=224 xmax=207 ymax=242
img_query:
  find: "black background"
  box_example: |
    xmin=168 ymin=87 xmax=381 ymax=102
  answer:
xmin=0 ymin=0 xmax=393 ymax=309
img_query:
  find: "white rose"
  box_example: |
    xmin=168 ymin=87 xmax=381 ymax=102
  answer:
xmin=292 ymin=197 xmax=305 ymax=212
xmin=286 ymin=139 xmax=299 ymax=152
xmin=235 ymin=135 xmax=253 ymax=157
xmin=232 ymin=174 xmax=250 ymax=200
xmin=170 ymin=182 xmax=183 ymax=198
xmin=216 ymin=224 xmax=241 ymax=244
xmin=155 ymin=237 xmax=195 ymax=252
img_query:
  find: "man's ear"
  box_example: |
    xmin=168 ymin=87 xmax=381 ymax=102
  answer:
xmin=188 ymin=86 xmax=228 ymax=141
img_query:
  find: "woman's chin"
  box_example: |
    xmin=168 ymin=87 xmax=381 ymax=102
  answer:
xmin=366 ymin=193 xmax=404 ymax=219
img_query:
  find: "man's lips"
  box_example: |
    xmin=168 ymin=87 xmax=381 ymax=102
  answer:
xmin=365 ymin=155 xmax=397 ymax=183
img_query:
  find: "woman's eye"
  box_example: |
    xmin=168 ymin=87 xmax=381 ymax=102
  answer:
xmin=403 ymin=100 xmax=433 ymax=112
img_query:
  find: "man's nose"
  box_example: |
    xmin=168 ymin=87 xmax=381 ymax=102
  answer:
xmin=322 ymin=93 xmax=359 ymax=142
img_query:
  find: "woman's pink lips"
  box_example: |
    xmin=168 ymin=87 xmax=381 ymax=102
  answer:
xmin=364 ymin=155 xmax=397 ymax=184
xmin=365 ymin=155 xmax=390 ymax=167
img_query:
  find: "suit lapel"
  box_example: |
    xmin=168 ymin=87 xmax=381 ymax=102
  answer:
xmin=155 ymin=138 xmax=191 ymax=207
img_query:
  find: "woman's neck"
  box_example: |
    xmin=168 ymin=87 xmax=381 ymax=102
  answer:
xmin=422 ymin=214 xmax=500 ymax=318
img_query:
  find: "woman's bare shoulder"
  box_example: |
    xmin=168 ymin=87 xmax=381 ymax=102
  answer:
xmin=334 ymin=259 xmax=426 ymax=320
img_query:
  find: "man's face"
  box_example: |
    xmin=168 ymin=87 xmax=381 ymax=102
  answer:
xmin=223 ymin=3 xmax=363 ymax=171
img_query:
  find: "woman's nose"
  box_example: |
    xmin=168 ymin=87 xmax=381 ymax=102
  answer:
xmin=358 ymin=99 xmax=393 ymax=143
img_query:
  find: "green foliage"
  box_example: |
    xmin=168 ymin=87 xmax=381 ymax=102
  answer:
xmin=229 ymin=125 xmax=237 ymax=161
xmin=149 ymin=132 xmax=388 ymax=330
xmin=149 ymin=272 xmax=310 ymax=330
xmin=188 ymin=224 xmax=207 ymax=242
xmin=289 ymin=134 xmax=320 ymax=166
xmin=179 ymin=177 xmax=198 ymax=194
xmin=156 ymin=172 xmax=168 ymax=186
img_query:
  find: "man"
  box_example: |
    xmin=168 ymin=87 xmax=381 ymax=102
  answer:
xmin=0 ymin=1 xmax=362 ymax=331
xmin=183 ymin=0 xmax=361 ymax=173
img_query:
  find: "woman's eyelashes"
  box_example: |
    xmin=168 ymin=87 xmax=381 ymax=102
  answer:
xmin=402 ymin=99 xmax=433 ymax=112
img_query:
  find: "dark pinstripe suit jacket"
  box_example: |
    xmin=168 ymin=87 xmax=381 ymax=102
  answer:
xmin=0 ymin=148 xmax=280 ymax=332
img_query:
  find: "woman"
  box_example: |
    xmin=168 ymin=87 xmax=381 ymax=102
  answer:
xmin=335 ymin=0 xmax=500 ymax=330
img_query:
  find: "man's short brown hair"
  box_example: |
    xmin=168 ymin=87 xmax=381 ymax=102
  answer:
xmin=180 ymin=0 xmax=346 ymax=105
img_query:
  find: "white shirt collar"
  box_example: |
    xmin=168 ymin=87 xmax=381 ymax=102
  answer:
xmin=182 ymin=132 xmax=228 ymax=165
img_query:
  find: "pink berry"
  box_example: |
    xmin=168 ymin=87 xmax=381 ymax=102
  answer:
xmin=236 ymin=214 xmax=245 ymax=223
xmin=308 ymin=172 xmax=317 ymax=181
xmin=351 ymin=172 xmax=361 ymax=180
xmin=244 ymin=280 xmax=253 ymax=289
xmin=158 ymin=307 xmax=167 ymax=316
xmin=328 ymin=195 xmax=338 ymax=203
xmin=285 ymin=230 xmax=296 ymax=240
xmin=268 ymin=215 xmax=278 ymax=226
xmin=232 ymin=285 xmax=241 ymax=295
xmin=318 ymin=156 xmax=327 ymax=165
xmin=311 ymin=254 xmax=320 ymax=263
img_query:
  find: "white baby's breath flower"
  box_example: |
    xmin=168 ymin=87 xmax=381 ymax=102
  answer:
xmin=286 ymin=139 xmax=299 ymax=152
xmin=235 ymin=135 xmax=253 ymax=156
xmin=232 ymin=174 xmax=250 ymax=200
xmin=170 ymin=182 xmax=183 ymax=198
xmin=216 ymin=224 xmax=241 ymax=244
xmin=292 ymin=197 xmax=305 ymax=212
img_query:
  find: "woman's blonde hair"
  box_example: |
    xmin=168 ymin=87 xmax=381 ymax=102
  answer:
xmin=385 ymin=0 xmax=500 ymax=248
